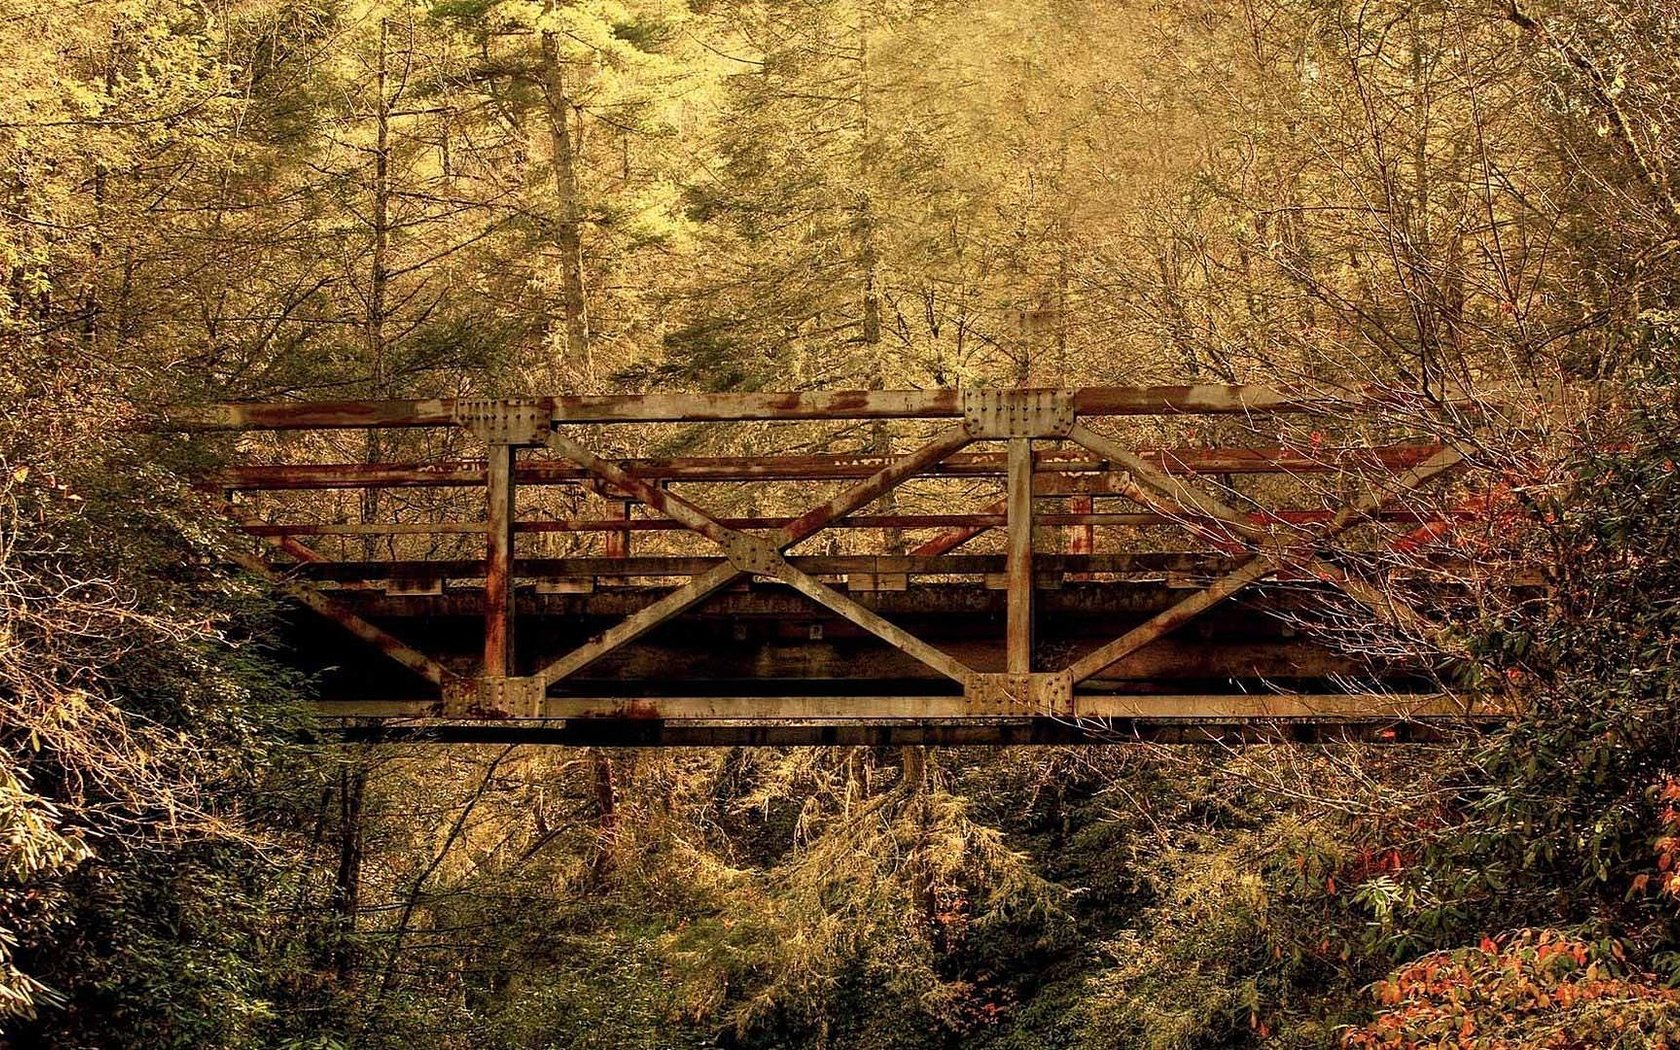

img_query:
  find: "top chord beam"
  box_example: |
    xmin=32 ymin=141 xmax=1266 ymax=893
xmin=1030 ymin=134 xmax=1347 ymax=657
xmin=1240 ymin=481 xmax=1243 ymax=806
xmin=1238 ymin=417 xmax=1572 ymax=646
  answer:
xmin=160 ymin=385 xmax=1423 ymax=430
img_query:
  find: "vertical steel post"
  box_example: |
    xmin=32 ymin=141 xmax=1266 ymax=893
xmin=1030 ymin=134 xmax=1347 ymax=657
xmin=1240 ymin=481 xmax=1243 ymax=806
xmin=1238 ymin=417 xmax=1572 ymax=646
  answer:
xmin=1006 ymin=437 xmax=1033 ymax=673
xmin=602 ymin=497 xmax=630 ymax=587
xmin=604 ymin=499 xmax=631 ymax=560
xmin=484 ymin=442 xmax=517 ymax=676
xmin=1067 ymin=493 xmax=1094 ymax=581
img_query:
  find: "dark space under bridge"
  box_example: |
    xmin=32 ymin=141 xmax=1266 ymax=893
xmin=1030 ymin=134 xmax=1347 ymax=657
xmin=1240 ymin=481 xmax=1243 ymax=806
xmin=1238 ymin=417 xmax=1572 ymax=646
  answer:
xmin=164 ymin=384 xmax=1521 ymax=746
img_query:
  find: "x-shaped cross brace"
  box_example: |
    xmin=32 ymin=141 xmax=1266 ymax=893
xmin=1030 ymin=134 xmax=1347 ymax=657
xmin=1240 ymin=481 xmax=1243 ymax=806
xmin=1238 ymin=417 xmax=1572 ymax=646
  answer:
xmin=507 ymin=418 xmax=1468 ymax=714
xmin=1061 ymin=423 xmax=1467 ymax=684
xmin=239 ymin=403 xmax=1470 ymax=721
xmin=529 ymin=425 xmax=980 ymax=689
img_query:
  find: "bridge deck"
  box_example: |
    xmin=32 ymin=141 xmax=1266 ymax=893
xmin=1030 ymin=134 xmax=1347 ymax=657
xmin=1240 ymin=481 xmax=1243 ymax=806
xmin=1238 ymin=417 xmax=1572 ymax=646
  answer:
xmin=165 ymin=383 xmax=1511 ymax=744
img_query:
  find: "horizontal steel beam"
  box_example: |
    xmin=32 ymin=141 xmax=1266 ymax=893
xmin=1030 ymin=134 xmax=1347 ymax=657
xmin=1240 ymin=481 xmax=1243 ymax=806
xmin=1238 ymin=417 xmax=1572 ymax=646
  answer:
xmin=162 ymin=385 xmax=1408 ymax=430
xmin=241 ymin=507 xmax=1467 ymax=539
xmin=313 ymin=692 xmax=1493 ymax=721
xmin=507 ymin=638 xmax=1369 ymax=683
xmin=327 ymin=718 xmax=1488 ymax=746
xmin=288 ymin=552 xmax=1255 ymax=582
xmin=207 ymin=446 xmax=1446 ymax=490
xmin=295 ymin=583 xmax=1362 ymax=623
xmin=283 ymin=552 xmax=1527 ymax=584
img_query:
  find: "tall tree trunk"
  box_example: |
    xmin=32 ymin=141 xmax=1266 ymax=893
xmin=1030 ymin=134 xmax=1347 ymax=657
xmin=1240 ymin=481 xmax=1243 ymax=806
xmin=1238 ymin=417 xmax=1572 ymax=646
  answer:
xmin=539 ymin=21 xmax=591 ymax=387
xmin=863 ymin=207 xmax=901 ymax=552
xmin=362 ymin=18 xmax=392 ymax=561
xmin=586 ymin=750 xmax=617 ymax=880
xmin=1053 ymin=131 xmax=1072 ymax=384
xmin=82 ymin=23 xmax=120 ymax=350
xmin=855 ymin=12 xmax=901 ymax=555
xmin=329 ymin=759 xmax=367 ymax=984
xmin=900 ymin=747 xmax=940 ymax=934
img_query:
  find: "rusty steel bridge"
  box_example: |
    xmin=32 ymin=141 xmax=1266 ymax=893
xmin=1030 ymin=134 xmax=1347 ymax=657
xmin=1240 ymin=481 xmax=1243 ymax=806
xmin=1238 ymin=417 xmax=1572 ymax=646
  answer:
xmin=166 ymin=384 xmax=1516 ymax=745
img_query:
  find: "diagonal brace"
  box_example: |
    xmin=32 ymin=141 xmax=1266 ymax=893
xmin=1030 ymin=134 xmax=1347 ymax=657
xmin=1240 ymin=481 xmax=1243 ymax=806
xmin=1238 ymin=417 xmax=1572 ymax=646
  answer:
xmin=1061 ymin=442 xmax=1468 ymax=684
xmin=1065 ymin=556 xmax=1275 ymax=683
xmin=1068 ymin=423 xmax=1277 ymax=546
xmin=535 ymin=562 xmax=741 ymax=687
xmin=229 ymin=550 xmax=453 ymax=688
xmin=544 ymin=430 xmax=741 ymax=547
xmin=222 ymin=500 xmax=332 ymax=565
xmin=743 ymin=541 xmax=975 ymax=684
xmin=532 ymin=425 xmax=975 ymax=685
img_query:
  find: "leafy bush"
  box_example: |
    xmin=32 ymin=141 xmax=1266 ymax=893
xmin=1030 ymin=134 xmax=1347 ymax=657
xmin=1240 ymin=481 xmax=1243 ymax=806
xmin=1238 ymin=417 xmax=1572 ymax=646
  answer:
xmin=1345 ymin=929 xmax=1680 ymax=1049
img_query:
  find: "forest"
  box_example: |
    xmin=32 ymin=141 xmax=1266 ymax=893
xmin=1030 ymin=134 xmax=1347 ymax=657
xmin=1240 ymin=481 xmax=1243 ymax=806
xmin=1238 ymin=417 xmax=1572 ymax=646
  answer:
xmin=4 ymin=0 xmax=1680 ymax=1047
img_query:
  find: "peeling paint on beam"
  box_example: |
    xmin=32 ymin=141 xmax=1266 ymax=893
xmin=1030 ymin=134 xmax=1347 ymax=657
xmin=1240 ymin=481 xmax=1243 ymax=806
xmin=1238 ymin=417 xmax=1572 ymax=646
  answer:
xmin=286 ymin=552 xmax=1525 ymax=584
xmin=162 ymin=384 xmax=1392 ymax=430
xmin=313 ymin=692 xmax=1488 ymax=721
xmin=208 ymin=445 xmax=1447 ymax=490
xmin=327 ymin=718 xmax=1487 ymax=747
xmin=241 ymin=508 xmax=1470 ymax=539
xmin=528 ymin=637 xmax=1369 ymax=683
xmin=305 ymin=584 xmax=1366 ymax=621
xmin=287 ymin=552 xmax=1261 ymax=582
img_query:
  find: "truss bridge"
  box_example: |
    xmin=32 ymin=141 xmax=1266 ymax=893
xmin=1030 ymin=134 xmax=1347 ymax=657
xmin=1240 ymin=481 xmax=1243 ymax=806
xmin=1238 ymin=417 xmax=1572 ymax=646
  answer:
xmin=166 ymin=384 xmax=1517 ymax=746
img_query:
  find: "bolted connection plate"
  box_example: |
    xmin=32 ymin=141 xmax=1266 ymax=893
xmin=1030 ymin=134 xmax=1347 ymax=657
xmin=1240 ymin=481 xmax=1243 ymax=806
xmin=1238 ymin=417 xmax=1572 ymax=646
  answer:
xmin=960 ymin=388 xmax=1076 ymax=439
xmin=965 ymin=672 xmax=1074 ymax=716
xmin=444 ymin=675 xmax=548 ymax=717
xmin=453 ymin=399 xmax=552 ymax=446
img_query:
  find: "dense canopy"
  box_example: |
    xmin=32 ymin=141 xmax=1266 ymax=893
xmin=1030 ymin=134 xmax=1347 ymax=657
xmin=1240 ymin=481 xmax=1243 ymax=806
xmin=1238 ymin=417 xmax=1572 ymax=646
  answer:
xmin=2 ymin=1 xmax=1680 ymax=1047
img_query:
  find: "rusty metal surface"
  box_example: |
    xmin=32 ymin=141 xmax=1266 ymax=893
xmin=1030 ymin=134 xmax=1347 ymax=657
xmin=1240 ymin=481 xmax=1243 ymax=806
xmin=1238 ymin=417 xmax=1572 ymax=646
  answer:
xmin=775 ymin=426 xmax=974 ymax=545
xmin=311 ymin=580 xmax=1359 ymax=619
xmin=239 ymin=507 xmax=1472 ymax=540
xmin=208 ymin=446 xmax=1447 ymax=491
xmin=1065 ymin=558 xmax=1278 ymax=683
xmin=316 ymin=692 xmax=1482 ymax=721
xmin=180 ymin=387 xmax=1516 ymax=745
xmin=163 ymin=384 xmax=1417 ymax=430
xmin=482 ymin=444 xmax=517 ymax=675
xmin=1005 ymin=439 xmax=1034 ymax=673
xmin=532 ymin=563 xmax=744 ymax=686
xmin=282 ymin=552 xmax=1527 ymax=585
xmin=961 ymin=388 xmax=1077 ymax=438
xmin=773 ymin=570 xmax=976 ymax=684
xmin=237 ymin=509 xmax=1479 ymax=542
xmin=329 ymin=718 xmax=1489 ymax=747
xmin=525 ymin=426 xmax=981 ymax=686
xmin=453 ymin=399 xmax=552 ymax=446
